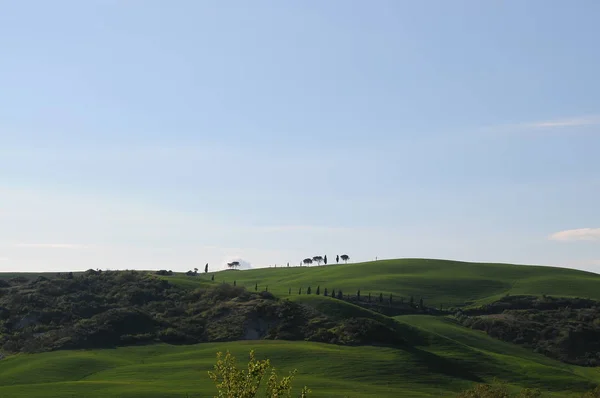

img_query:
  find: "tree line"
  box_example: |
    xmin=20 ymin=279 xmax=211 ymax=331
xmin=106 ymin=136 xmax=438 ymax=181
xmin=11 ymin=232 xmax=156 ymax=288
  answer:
xmin=179 ymin=253 xmax=351 ymax=275
xmin=300 ymin=254 xmax=349 ymax=267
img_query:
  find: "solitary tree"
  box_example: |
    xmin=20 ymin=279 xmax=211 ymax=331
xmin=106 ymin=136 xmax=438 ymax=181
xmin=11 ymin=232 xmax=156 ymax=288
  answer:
xmin=233 ymin=280 xmax=236 ymax=286
xmin=336 ymin=255 xmax=339 ymax=264
xmin=255 ymin=283 xmax=258 ymax=291
xmin=307 ymin=286 xmax=312 ymax=294
xmin=227 ymin=261 xmax=240 ymax=270
xmin=316 ymin=286 xmax=320 ymax=295
xmin=340 ymin=254 xmax=349 ymax=264
xmin=303 ymin=258 xmax=313 ymax=266
xmin=324 ymin=288 xmax=328 ymax=296
xmin=357 ymin=289 xmax=361 ymax=301
xmin=299 ymin=287 xmax=302 ymax=295
xmin=323 ymin=255 xmax=328 ymax=265
xmin=194 ymin=267 xmax=198 ymax=275
xmin=205 ymin=263 xmax=209 ymax=273
xmin=287 ymin=262 xmax=289 ymax=268
xmin=265 ymin=285 xmax=268 ymax=292
xmin=337 ymin=290 xmax=343 ymax=300
xmin=312 ymin=256 xmax=323 ymax=266
xmin=211 ymin=274 xmax=215 ymax=281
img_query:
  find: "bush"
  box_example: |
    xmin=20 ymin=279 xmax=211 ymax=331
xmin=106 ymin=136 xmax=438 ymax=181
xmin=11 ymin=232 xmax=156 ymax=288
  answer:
xmin=208 ymin=350 xmax=311 ymax=397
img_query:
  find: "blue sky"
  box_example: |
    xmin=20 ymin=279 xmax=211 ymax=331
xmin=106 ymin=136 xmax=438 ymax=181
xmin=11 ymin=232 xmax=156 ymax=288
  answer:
xmin=1 ymin=1 xmax=599 ymax=272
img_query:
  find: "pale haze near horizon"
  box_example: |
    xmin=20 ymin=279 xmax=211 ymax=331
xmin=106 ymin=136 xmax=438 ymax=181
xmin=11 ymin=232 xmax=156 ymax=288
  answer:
xmin=1 ymin=1 xmax=599 ymax=273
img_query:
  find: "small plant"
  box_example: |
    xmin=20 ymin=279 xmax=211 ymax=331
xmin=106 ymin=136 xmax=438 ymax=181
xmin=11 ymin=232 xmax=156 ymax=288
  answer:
xmin=208 ymin=350 xmax=311 ymax=398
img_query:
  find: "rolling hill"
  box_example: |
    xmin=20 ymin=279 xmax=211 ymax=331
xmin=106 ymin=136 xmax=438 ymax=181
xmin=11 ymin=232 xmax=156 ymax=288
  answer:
xmin=1 ymin=316 xmax=599 ymax=397
xmin=1 ymin=258 xmax=600 ymax=397
xmin=168 ymin=258 xmax=600 ymax=307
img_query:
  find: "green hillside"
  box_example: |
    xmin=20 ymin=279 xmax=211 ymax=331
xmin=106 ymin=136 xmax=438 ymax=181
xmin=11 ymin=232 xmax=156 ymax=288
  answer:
xmin=1 ymin=316 xmax=599 ymax=398
xmin=1 ymin=259 xmax=599 ymax=397
xmin=169 ymin=258 xmax=600 ymax=307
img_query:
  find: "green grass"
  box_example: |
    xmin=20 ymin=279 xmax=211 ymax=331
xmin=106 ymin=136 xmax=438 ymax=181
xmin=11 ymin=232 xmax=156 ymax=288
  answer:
xmin=1 ymin=259 xmax=600 ymax=397
xmin=169 ymin=258 xmax=600 ymax=307
xmin=4 ymin=258 xmax=599 ymax=308
xmin=1 ymin=317 xmax=599 ymax=397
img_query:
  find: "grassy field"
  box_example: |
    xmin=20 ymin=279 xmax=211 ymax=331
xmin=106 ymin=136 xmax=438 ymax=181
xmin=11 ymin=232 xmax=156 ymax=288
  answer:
xmin=1 ymin=259 xmax=600 ymax=397
xmin=167 ymin=258 xmax=600 ymax=307
xmin=3 ymin=258 xmax=599 ymax=308
xmin=1 ymin=313 xmax=599 ymax=397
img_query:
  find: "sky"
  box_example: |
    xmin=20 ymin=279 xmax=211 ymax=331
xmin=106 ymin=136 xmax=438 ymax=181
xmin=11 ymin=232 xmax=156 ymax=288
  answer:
xmin=1 ymin=0 xmax=599 ymax=273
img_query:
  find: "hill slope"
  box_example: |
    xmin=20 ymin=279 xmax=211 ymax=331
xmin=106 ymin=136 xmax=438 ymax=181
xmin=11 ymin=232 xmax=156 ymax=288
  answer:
xmin=1 ymin=317 xmax=599 ymax=397
xmin=170 ymin=258 xmax=600 ymax=307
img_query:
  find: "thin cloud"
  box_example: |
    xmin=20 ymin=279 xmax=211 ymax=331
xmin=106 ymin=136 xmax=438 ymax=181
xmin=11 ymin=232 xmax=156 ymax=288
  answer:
xmin=484 ymin=115 xmax=600 ymax=136
xmin=527 ymin=116 xmax=600 ymax=129
xmin=257 ymin=225 xmax=350 ymax=233
xmin=13 ymin=243 xmax=91 ymax=249
xmin=549 ymin=228 xmax=600 ymax=242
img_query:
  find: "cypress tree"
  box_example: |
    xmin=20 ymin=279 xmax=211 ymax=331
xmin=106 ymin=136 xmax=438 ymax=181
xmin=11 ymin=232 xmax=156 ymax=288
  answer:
xmin=368 ymin=292 xmax=371 ymax=302
xmin=324 ymin=255 xmax=328 ymax=265
xmin=357 ymin=289 xmax=361 ymax=301
xmin=389 ymin=293 xmax=393 ymax=305
xmin=307 ymin=286 xmax=312 ymax=294
xmin=379 ymin=292 xmax=383 ymax=303
xmin=255 ymin=283 xmax=258 ymax=291
xmin=324 ymin=288 xmax=328 ymax=296
xmin=289 ymin=288 xmax=291 ymax=295
xmin=265 ymin=285 xmax=268 ymax=292
xmin=211 ymin=274 xmax=214 ymax=281
xmin=233 ymin=280 xmax=236 ymax=286
xmin=331 ymin=289 xmax=336 ymax=299
xmin=337 ymin=289 xmax=343 ymax=299
xmin=419 ymin=297 xmax=424 ymax=308
xmin=299 ymin=287 xmax=302 ymax=295
xmin=316 ymin=286 xmax=320 ymax=295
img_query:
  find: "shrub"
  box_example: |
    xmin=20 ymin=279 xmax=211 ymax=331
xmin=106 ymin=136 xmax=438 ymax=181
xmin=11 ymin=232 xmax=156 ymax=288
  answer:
xmin=208 ymin=350 xmax=311 ymax=397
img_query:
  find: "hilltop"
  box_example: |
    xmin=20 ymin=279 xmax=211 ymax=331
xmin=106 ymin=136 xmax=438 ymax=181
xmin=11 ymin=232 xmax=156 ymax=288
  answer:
xmin=168 ymin=258 xmax=600 ymax=307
